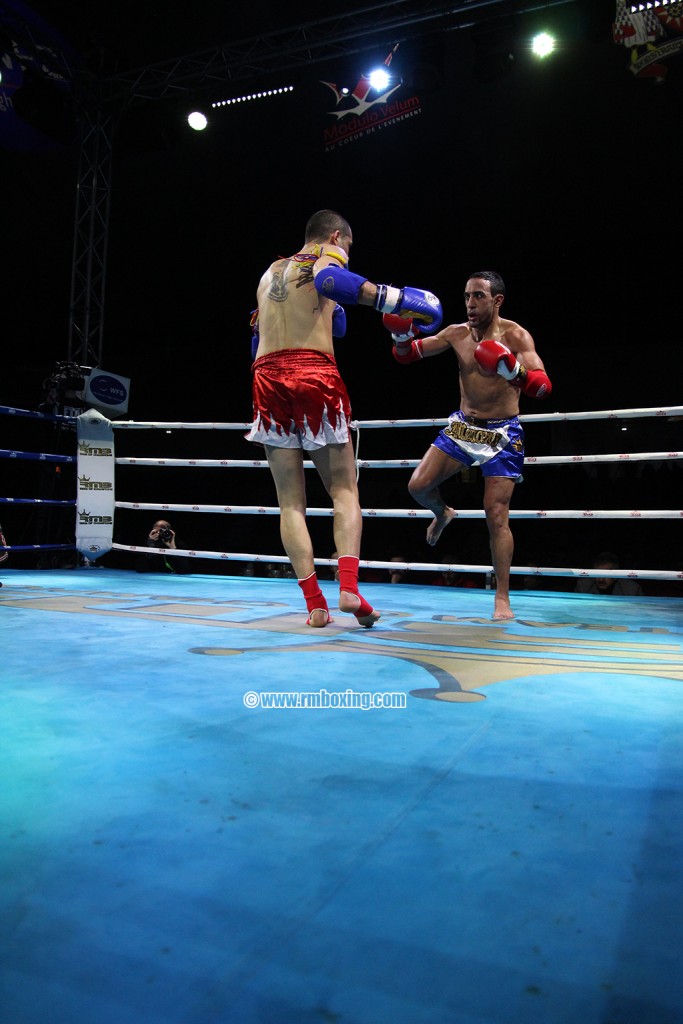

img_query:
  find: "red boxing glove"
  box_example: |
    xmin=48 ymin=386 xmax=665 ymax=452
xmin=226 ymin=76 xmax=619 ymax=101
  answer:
xmin=382 ymin=312 xmax=417 ymax=342
xmin=474 ymin=339 xmax=521 ymax=380
xmin=383 ymin=312 xmax=423 ymax=364
xmin=392 ymin=339 xmax=424 ymax=364
xmin=519 ymin=368 xmax=552 ymax=398
xmin=475 ymin=338 xmax=551 ymax=398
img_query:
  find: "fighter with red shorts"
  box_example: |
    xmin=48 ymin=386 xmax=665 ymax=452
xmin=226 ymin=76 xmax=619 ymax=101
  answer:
xmin=246 ymin=209 xmax=442 ymax=627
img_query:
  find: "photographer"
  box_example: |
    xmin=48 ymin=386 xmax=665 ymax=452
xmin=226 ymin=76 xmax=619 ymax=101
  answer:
xmin=135 ymin=519 xmax=192 ymax=575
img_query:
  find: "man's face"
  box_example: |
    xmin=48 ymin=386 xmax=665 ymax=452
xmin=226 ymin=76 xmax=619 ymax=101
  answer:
xmin=464 ymin=277 xmax=501 ymax=331
xmin=594 ymin=563 xmax=616 ymax=591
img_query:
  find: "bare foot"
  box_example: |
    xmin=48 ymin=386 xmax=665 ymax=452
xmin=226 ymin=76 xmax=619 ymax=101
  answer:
xmin=339 ymin=590 xmax=381 ymax=628
xmin=492 ymin=597 xmax=515 ymax=621
xmin=426 ymin=507 xmax=456 ymax=547
xmin=307 ymin=608 xmax=331 ymax=628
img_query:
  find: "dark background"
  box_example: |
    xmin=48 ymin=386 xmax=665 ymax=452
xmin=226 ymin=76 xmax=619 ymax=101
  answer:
xmin=2 ymin=0 xmax=682 ymax=584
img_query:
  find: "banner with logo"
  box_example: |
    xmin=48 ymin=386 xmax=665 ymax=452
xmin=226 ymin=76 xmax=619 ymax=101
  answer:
xmin=613 ymin=1 xmax=683 ymax=82
xmin=84 ymin=369 xmax=131 ymax=416
xmin=321 ymin=44 xmax=422 ymax=153
xmin=76 ymin=410 xmax=115 ymax=559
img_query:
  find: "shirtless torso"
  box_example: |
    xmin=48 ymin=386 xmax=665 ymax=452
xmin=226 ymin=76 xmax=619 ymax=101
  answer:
xmin=254 ymin=244 xmax=348 ymax=358
xmin=426 ymin=316 xmax=541 ymax=421
xmin=404 ymin=272 xmax=551 ymax=621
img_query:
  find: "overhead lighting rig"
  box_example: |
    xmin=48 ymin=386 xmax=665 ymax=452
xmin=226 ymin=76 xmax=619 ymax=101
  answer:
xmin=211 ymin=85 xmax=294 ymax=109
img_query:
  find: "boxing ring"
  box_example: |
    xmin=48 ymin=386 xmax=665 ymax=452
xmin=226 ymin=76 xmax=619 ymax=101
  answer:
xmin=2 ymin=401 xmax=683 ymax=1024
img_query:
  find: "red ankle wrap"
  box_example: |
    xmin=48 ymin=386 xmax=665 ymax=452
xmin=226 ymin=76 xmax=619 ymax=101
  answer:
xmin=297 ymin=572 xmax=328 ymax=614
xmin=337 ymin=556 xmax=375 ymax=619
xmin=336 ymin=555 xmax=360 ymax=594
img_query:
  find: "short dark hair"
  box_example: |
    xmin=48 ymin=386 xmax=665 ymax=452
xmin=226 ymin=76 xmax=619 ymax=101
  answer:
xmin=467 ymin=270 xmax=506 ymax=298
xmin=593 ymin=550 xmax=619 ymax=569
xmin=305 ymin=209 xmax=351 ymax=242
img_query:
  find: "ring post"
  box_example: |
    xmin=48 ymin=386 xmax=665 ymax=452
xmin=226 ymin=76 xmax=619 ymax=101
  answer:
xmin=76 ymin=410 xmax=115 ymax=560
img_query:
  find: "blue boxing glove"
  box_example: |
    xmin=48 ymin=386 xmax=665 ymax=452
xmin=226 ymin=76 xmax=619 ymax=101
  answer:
xmin=374 ymin=284 xmax=442 ymax=334
xmin=332 ymin=304 xmax=346 ymax=338
xmin=314 ymin=265 xmax=442 ymax=334
xmin=250 ymin=309 xmax=259 ymax=359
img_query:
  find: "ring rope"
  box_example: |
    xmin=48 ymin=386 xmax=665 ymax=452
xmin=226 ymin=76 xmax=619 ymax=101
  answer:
xmin=353 ymin=408 xmax=683 ymax=427
xmin=0 ymin=497 xmax=76 ymax=506
xmin=107 ymin=405 xmax=683 ymax=431
xmin=110 ymin=545 xmax=683 ymax=582
xmin=0 ymin=544 xmax=75 ymax=553
xmin=114 ymin=450 xmax=682 ymax=469
xmin=2 ymin=404 xmax=681 ymax=430
xmin=1 ymin=449 xmax=77 ymax=464
xmin=114 ymin=501 xmax=682 ymax=520
xmin=1 ymin=403 xmax=679 ymax=582
xmin=0 ymin=404 xmax=76 ymax=423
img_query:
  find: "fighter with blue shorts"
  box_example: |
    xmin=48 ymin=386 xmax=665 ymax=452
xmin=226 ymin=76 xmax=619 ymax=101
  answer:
xmin=383 ymin=269 xmax=552 ymax=621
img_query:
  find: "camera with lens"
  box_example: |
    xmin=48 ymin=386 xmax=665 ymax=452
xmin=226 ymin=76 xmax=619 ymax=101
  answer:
xmin=158 ymin=528 xmax=173 ymax=543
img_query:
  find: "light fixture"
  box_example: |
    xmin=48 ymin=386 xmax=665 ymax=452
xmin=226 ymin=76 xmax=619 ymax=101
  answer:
xmin=212 ymin=85 xmax=294 ymax=109
xmin=187 ymin=109 xmax=208 ymax=131
xmin=531 ymin=32 xmax=556 ymax=58
xmin=368 ymin=67 xmax=390 ymax=90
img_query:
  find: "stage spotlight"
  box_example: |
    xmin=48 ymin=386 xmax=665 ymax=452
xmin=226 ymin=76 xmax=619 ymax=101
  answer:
xmin=187 ymin=109 xmax=208 ymax=131
xmin=531 ymin=32 xmax=556 ymax=58
xmin=368 ymin=67 xmax=390 ymax=90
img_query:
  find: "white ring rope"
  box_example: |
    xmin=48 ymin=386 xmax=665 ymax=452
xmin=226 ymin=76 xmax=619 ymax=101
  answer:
xmin=115 ymin=451 xmax=682 ymax=468
xmin=2 ymin=403 xmax=673 ymax=583
xmin=108 ymin=403 xmax=681 ymax=584
xmin=110 ymin=405 xmax=683 ymax=430
xmin=115 ymin=502 xmax=683 ymax=521
xmin=111 ymin=545 xmax=683 ymax=583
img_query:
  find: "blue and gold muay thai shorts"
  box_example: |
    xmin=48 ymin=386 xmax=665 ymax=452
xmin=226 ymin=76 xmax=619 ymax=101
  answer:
xmin=432 ymin=411 xmax=525 ymax=480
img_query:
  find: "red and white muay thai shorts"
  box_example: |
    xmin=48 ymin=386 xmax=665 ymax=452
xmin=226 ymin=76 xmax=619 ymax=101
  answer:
xmin=245 ymin=349 xmax=352 ymax=450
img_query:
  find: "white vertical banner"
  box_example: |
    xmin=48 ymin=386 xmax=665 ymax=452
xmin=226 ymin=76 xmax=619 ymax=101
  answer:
xmin=76 ymin=409 xmax=115 ymax=559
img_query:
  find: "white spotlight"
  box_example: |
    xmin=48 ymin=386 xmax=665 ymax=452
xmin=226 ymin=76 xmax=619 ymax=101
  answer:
xmin=369 ymin=68 xmax=390 ymax=90
xmin=187 ymin=110 xmax=208 ymax=131
xmin=532 ymin=32 xmax=556 ymax=58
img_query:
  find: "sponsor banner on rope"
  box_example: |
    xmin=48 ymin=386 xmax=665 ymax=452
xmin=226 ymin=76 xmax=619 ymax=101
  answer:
xmin=76 ymin=410 xmax=115 ymax=558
